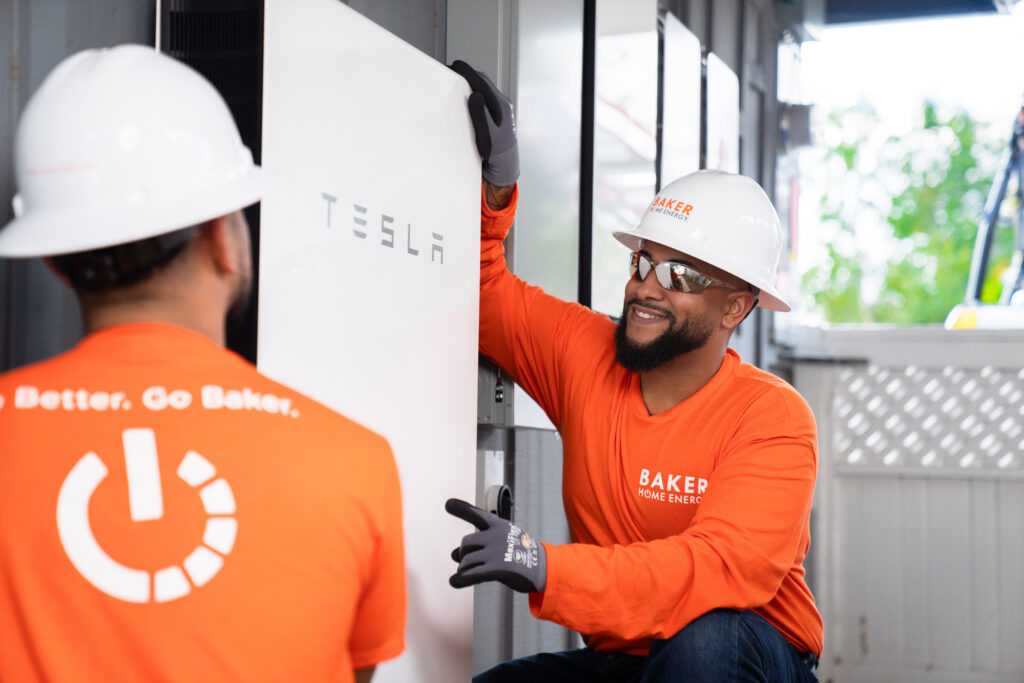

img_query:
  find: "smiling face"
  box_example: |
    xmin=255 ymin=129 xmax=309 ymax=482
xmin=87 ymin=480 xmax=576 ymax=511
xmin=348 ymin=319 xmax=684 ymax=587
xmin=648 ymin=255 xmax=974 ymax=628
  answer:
xmin=613 ymin=240 xmax=752 ymax=372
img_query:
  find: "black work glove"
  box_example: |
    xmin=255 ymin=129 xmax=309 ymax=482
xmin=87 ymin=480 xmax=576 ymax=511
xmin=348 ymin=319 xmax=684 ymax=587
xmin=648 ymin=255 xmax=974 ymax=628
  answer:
xmin=445 ymin=498 xmax=546 ymax=593
xmin=449 ymin=60 xmax=520 ymax=187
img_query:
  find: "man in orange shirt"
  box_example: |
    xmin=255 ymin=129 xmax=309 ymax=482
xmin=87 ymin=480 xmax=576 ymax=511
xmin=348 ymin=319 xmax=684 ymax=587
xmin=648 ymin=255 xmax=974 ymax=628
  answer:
xmin=0 ymin=46 xmax=405 ymax=682
xmin=447 ymin=62 xmax=821 ymax=681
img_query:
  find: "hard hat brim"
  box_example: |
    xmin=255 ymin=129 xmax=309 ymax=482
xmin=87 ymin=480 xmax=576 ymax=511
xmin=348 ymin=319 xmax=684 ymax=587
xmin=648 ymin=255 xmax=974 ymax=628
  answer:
xmin=0 ymin=167 xmax=267 ymax=258
xmin=612 ymin=229 xmax=793 ymax=312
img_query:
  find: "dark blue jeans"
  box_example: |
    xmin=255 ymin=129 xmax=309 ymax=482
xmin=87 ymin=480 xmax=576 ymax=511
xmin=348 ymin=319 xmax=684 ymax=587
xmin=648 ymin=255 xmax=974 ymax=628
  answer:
xmin=474 ymin=609 xmax=819 ymax=682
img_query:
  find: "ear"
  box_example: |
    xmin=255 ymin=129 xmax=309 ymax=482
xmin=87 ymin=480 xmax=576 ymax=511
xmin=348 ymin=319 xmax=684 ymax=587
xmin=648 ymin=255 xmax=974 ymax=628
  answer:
xmin=199 ymin=215 xmax=242 ymax=276
xmin=42 ymin=257 xmax=73 ymax=289
xmin=721 ymin=291 xmax=757 ymax=331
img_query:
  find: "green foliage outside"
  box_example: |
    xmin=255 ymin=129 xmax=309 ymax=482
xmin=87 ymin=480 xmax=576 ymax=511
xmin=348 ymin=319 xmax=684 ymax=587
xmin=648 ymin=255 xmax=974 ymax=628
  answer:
xmin=802 ymin=100 xmax=1017 ymax=324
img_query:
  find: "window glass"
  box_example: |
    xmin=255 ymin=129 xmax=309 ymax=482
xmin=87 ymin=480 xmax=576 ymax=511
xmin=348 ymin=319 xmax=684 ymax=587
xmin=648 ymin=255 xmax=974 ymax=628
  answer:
xmin=590 ymin=0 xmax=659 ymax=317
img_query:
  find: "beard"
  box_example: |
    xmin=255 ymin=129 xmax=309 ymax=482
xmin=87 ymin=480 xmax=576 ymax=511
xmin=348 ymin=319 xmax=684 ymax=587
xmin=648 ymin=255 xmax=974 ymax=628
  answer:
xmin=614 ymin=298 xmax=713 ymax=372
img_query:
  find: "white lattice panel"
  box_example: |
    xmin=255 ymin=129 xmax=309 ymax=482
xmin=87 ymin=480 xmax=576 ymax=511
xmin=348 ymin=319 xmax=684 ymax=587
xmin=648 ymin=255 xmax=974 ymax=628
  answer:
xmin=833 ymin=365 xmax=1024 ymax=471
xmin=793 ymin=331 xmax=1024 ymax=682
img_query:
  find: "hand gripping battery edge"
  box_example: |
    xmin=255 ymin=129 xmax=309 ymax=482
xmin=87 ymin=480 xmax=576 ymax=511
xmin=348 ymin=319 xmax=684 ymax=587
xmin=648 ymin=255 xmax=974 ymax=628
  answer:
xmin=449 ymin=60 xmax=520 ymax=187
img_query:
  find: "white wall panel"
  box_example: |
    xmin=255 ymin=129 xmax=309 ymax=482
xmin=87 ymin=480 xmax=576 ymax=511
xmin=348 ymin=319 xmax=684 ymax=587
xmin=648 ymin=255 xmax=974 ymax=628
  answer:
xmin=835 ymin=477 xmax=862 ymax=666
xmin=833 ymin=474 xmax=1024 ymax=681
xmin=996 ymin=482 xmax=1024 ymax=674
xmin=967 ymin=480 xmax=997 ymax=673
xmin=514 ymin=0 xmax=584 ymax=304
xmin=926 ymin=480 xmax=972 ymax=670
xmin=863 ymin=478 xmax=904 ymax=665
xmin=705 ymin=51 xmax=739 ymax=173
xmin=660 ymin=12 xmax=701 ymax=184
xmin=900 ymin=478 xmax=930 ymax=668
xmin=259 ymin=1 xmax=479 ymax=680
xmin=591 ymin=0 xmax=659 ymax=316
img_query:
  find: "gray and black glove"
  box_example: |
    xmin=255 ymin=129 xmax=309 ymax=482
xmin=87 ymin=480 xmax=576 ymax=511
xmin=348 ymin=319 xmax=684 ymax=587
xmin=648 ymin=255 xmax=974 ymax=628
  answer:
xmin=445 ymin=498 xmax=545 ymax=593
xmin=450 ymin=60 xmax=520 ymax=187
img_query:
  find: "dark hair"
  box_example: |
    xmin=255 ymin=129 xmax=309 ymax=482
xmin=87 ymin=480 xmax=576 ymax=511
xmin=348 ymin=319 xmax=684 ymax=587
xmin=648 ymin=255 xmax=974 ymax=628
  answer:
xmin=51 ymin=226 xmax=199 ymax=292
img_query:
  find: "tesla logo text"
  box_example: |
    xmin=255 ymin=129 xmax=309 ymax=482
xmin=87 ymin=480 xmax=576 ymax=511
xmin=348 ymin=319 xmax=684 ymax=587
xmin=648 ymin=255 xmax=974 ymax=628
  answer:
xmin=321 ymin=193 xmax=444 ymax=264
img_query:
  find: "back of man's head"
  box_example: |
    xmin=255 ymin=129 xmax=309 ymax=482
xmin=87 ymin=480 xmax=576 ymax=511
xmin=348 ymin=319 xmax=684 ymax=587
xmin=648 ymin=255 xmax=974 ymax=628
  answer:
xmin=50 ymin=225 xmax=200 ymax=294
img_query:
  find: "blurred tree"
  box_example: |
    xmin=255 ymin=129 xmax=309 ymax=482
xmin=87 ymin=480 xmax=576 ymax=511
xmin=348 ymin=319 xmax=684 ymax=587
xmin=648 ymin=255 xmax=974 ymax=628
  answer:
xmin=802 ymin=100 xmax=1016 ymax=324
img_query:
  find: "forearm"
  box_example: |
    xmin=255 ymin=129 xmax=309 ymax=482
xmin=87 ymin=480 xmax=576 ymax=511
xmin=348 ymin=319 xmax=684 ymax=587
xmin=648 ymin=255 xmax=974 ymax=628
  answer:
xmin=479 ymin=182 xmax=518 ymax=292
xmin=477 ymin=185 xmax=581 ymax=424
xmin=485 ymin=181 xmax=515 ymax=211
xmin=533 ymin=527 xmax=790 ymax=640
xmin=478 ymin=181 xmax=524 ymax=373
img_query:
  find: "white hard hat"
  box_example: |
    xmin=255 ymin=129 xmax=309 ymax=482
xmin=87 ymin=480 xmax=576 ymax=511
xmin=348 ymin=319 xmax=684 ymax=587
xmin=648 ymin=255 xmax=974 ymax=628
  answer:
xmin=0 ymin=44 xmax=265 ymax=258
xmin=613 ymin=169 xmax=791 ymax=312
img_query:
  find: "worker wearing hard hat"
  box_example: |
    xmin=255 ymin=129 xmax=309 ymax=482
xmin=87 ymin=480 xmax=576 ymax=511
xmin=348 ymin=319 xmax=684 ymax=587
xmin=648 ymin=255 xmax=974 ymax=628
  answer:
xmin=446 ymin=62 xmax=821 ymax=682
xmin=0 ymin=46 xmax=404 ymax=683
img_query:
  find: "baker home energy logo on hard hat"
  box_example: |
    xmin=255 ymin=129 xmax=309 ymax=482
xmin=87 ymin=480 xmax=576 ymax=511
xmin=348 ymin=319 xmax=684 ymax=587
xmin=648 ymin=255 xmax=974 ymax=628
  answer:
xmin=648 ymin=195 xmax=694 ymax=222
xmin=614 ymin=170 xmax=793 ymax=313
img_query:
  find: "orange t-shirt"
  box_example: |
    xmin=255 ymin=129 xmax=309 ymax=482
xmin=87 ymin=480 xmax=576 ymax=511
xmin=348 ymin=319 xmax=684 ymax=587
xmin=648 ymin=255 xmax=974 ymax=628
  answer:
xmin=0 ymin=323 xmax=405 ymax=682
xmin=479 ymin=186 xmax=823 ymax=657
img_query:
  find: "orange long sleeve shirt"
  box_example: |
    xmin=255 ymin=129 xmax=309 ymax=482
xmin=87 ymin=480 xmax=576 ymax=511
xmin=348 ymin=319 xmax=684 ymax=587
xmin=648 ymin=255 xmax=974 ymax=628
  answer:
xmin=480 ymin=186 xmax=823 ymax=657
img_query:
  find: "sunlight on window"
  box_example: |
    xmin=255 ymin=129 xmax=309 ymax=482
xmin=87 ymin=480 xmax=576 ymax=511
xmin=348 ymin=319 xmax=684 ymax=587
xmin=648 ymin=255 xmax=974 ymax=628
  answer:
xmin=792 ymin=12 xmax=1024 ymax=326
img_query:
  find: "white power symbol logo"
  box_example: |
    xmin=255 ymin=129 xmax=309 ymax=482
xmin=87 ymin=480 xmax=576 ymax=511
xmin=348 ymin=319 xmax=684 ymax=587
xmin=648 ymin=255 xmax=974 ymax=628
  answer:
xmin=56 ymin=428 xmax=237 ymax=603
